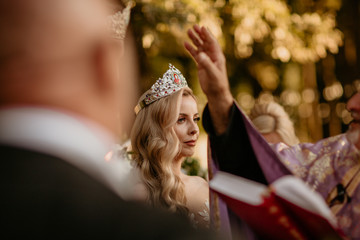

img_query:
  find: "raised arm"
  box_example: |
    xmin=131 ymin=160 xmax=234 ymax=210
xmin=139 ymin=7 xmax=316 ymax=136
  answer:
xmin=184 ymin=25 xmax=233 ymax=135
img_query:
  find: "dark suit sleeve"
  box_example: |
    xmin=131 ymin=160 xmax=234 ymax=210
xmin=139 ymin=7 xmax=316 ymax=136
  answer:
xmin=0 ymin=146 xmax=218 ymax=240
xmin=203 ymin=102 xmax=291 ymax=184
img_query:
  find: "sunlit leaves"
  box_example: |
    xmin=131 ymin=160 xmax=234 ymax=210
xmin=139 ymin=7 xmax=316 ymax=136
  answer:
xmin=230 ymin=0 xmax=343 ymax=63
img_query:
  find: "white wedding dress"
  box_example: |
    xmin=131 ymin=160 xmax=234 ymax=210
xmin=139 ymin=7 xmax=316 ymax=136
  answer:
xmin=189 ymin=199 xmax=210 ymax=229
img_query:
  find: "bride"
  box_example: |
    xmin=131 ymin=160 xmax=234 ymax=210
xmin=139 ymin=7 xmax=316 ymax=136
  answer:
xmin=130 ymin=64 xmax=209 ymax=228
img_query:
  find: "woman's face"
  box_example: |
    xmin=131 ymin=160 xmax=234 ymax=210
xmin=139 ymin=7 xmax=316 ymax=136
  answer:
xmin=173 ymin=95 xmax=200 ymax=158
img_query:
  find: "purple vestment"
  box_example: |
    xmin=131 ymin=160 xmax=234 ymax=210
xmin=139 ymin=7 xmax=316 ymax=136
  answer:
xmin=275 ymin=134 xmax=360 ymax=239
xmin=204 ymin=102 xmax=360 ymax=239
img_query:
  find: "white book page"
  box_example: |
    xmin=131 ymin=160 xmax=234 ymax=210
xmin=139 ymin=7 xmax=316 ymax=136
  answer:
xmin=210 ymin=171 xmax=337 ymax=226
xmin=209 ymin=171 xmax=267 ymax=205
xmin=273 ymin=175 xmax=337 ymax=226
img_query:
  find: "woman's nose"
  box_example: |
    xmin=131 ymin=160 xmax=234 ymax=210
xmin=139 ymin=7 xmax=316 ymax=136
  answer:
xmin=189 ymin=122 xmax=199 ymax=135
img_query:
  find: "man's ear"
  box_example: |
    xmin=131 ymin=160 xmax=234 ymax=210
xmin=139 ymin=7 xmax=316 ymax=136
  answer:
xmin=93 ymin=39 xmax=122 ymax=92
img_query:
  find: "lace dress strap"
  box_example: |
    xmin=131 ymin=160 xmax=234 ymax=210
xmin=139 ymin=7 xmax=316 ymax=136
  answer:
xmin=189 ymin=199 xmax=210 ymax=229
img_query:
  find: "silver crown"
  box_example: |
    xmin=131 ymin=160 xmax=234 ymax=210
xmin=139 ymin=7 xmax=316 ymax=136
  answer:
xmin=107 ymin=2 xmax=132 ymax=40
xmin=134 ymin=64 xmax=188 ymax=115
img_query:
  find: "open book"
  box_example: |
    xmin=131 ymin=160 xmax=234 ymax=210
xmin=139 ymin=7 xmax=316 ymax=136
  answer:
xmin=210 ymin=171 xmax=345 ymax=240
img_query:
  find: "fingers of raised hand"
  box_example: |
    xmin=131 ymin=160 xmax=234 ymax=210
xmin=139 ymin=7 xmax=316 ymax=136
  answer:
xmin=197 ymin=52 xmax=218 ymax=78
xmin=184 ymin=42 xmax=206 ymax=68
xmin=193 ymin=25 xmax=205 ymax=39
xmin=184 ymin=41 xmax=197 ymax=58
xmin=187 ymin=28 xmax=204 ymax=48
xmin=201 ymin=27 xmax=214 ymax=44
xmin=201 ymin=27 xmax=223 ymax=52
xmin=192 ymin=25 xmax=213 ymax=46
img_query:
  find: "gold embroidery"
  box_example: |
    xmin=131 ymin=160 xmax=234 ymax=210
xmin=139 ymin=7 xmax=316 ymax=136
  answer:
xmin=308 ymin=156 xmax=333 ymax=183
xmin=302 ymin=149 xmax=317 ymax=164
xmin=322 ymin=135 xmax=343 ymax=147
xmin=337 ymin=215 xmax=352 ymax=229
xmin=354 ymin=203 xmax=360 ymax=215
xmin=291 ymin=164 xmax=307 ymax=178
xmin=340 ymin=139 xmax=347 ymax=147
xmin=276 ymin=142 xmax=288 ymax=152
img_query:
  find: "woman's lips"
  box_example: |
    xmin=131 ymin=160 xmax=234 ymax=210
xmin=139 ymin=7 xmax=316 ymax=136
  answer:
xmin=184 ymin=140 xmax=196 ymax=146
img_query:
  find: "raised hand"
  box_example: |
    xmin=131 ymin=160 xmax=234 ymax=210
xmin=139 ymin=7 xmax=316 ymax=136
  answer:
xmin=184 ymin=25 xmax=231 ymax=101
xmin=185 ymin=25 xmax=233 ymax=135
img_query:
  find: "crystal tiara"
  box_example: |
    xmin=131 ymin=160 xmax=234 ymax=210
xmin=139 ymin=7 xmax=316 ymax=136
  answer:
xmin=134 ymin=64 xmax=188 ymax=115
xmin=107 ymin=2 xmax=132 ymax=40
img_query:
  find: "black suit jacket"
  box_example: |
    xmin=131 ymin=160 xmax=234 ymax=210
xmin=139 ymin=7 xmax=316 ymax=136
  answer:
xmin=0 ymin=145 xmax=216 ymax=239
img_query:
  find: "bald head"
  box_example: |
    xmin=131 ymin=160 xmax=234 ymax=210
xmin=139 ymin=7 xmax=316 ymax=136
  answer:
xmin=0 ymin=0 xmax=133 ymax=136
xmin=0 ymin=0 xmax=110 ymax=72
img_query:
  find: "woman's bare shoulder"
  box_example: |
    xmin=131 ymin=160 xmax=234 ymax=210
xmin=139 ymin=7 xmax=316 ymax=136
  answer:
xmin=191 ymin=175 xmax=209 ymax=187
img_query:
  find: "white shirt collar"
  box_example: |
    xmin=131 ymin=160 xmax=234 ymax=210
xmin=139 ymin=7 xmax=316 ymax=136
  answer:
xmin=0 ymin=107 xmax=137 ymax=199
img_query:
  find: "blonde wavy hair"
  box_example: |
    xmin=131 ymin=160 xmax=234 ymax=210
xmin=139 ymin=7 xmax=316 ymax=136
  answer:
xmin=249 ymin=101 xmax=299 ymax=146
xmin=131 ymin=87 xmax=195 ymax=216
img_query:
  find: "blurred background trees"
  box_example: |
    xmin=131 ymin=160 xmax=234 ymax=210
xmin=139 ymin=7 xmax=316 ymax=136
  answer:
xmin=123 ymin=0 xmax=360 ymax=169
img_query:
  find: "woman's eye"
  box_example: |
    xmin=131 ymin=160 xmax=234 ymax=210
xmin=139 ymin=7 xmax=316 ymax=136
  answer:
xmin=194 ymin=117 xmax=200 ymax=122
xmin=177 ymin=118 xmax=186 ymax=123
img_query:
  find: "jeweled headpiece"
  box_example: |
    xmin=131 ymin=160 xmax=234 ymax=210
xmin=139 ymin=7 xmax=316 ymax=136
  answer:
xmin=134 ymin=64 xmax=188 ymax=115
xmin=107 ymin=2 xmax=132 ymax=40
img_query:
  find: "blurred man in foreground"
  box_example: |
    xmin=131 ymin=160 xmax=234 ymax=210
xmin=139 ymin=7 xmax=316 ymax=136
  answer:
xmin=0 ymin=1 xmax=216 ymax=239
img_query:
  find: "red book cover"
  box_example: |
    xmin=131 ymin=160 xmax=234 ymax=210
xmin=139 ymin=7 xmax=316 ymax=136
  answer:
xmin=210 ymin=171 xmax=345 ymax=240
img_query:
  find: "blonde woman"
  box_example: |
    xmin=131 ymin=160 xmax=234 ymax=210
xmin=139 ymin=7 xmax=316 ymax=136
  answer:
xmin=131 ymin=64 xmax=209 ymax=229
xmin=249 ymin=101 xmax=299 ymax=145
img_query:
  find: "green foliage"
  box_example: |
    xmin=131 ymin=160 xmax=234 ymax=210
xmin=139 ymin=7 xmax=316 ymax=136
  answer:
xmin=181 ymin=157 xmax=208 ymax=180
xmin=129 ymin=0 xmax=359 ymax=141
